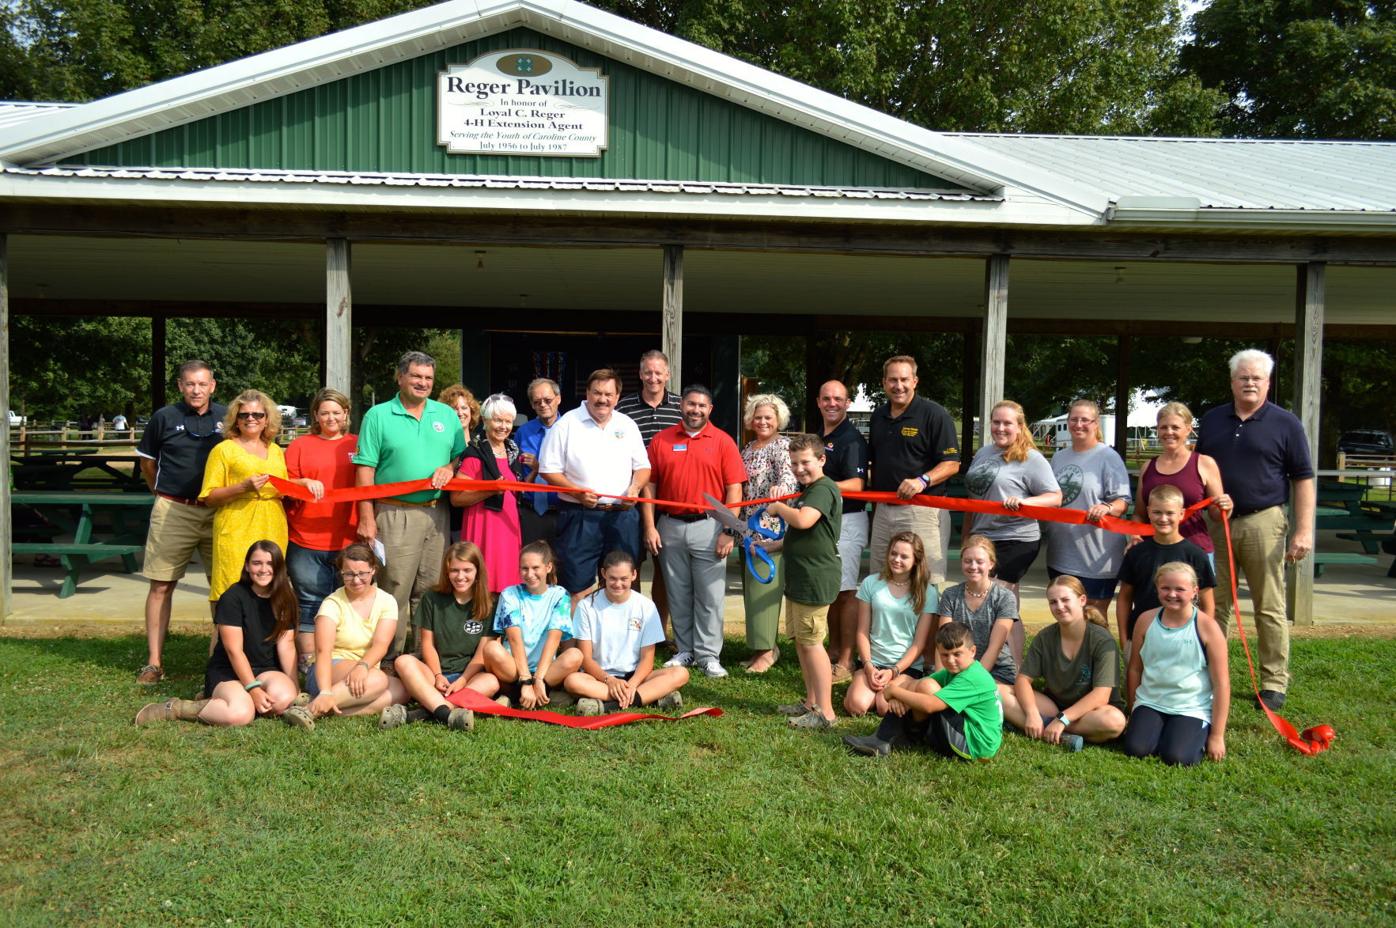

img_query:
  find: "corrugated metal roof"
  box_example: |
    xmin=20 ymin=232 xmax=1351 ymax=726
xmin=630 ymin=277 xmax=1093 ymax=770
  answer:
xmin=1 ymin=164 xmax=997 ymax=201
xmin=949 ymin=134 xmax=1396 ymax=213
xmin=0 ymin=102 xmax=77 ymax=130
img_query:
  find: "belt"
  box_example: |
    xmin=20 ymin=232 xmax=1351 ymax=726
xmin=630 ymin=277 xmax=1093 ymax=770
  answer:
xmin=377 ymin=497 xmax=439 ymax=508
xmin=1232 ymin=504 xmax=1281 ymax=519
xmin=558 ymin=501 xmax=628 ymax=512
xmin=157 ymin=492 xmax=203 ymax=507
xmin=665 ymin=512 xmax=709 ymax=523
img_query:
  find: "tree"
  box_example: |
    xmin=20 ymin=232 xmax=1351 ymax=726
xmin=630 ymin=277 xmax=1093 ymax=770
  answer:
xmin=1180 ymin=0 xmax=1396 ymax=139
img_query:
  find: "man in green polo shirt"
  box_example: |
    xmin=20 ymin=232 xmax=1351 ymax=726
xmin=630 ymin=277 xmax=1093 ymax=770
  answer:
xmin=354 ymin=351 xmax=466 ymax=656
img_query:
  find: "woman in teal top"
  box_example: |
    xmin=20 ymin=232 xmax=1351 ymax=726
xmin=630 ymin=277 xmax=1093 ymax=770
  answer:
xmin=1123 ymin=562 xmax=1231 ymax=766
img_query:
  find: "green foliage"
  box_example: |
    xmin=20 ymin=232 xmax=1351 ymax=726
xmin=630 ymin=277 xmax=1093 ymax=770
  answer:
xmin=592 ymin=0 xmax=1222 ymax=136
xmin=0 ymin=631 xmax=1393 ymax=925
xmin=1181 ymin=0 xmax=1396 ymax=139
xmin=8 ymin=315 xmax=150 ymax=419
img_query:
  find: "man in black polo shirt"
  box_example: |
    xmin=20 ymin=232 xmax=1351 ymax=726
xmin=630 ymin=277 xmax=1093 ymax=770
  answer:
xmin=135 ymin=359 xmax=227 ymax=684
xmin=817 ymin=380 xmax=870 ymax=683
xmin=867 ymin=355 xmax=961 ymax=582
xmin=1197 ymin=348 xmax=1314 ymax=711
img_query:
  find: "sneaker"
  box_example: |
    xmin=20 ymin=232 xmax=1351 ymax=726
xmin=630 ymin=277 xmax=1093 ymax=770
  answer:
xmin=830 ymin=663 xmax=853 ymax=684
xmin=664 ymin=651 xmax=694 ymax=669
xmin=134 ymin=699 xmax=175 ymax=725
xmin=843 ymin=733 xmax=892 ymax=757
xmin=787 ymin=709 xmax=833 ymax=731
xmin=446 ymin=708 xmax=474 ymax=732
xmin=577 ymin=697 xmax=605 ymax=716
xmin=776 ymin=702 xmax=814 ymax=717
xmin=656 ymin=690 xmax=683 ymax=711
xmin=136 ymin=664 xmax=164 ymax=686
xmin=1257 ymin=690 xmax=1286 ymax=711
xmin=698 ymin=659 xmax=728 ymax=679
xmin=1060 ymin=733 xmax=1085 ymax=752
xmin=405 ymin=706 xmax=431 ymax=723
xmin=282 ymin=706 xmax=315 ymax=731
xmin=379 ymin=704 xmax=408 ymax=731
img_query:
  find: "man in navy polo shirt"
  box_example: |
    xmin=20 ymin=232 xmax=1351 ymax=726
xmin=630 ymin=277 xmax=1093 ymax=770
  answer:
xmin=135 ymin=359 xmax=227 ymax=684
xmin=817 ymin=380 xmax=870 ymax=683
xmin=867 ymin=355 xmax=961 ymax=582
xmin=1197 ymin=348 xmax=1315 ymax=711
xmin=516 ymin=377 xmax=562 ymax=548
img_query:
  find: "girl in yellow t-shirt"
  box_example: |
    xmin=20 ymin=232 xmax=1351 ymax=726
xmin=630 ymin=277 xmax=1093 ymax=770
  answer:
xmin=283 ymin=543 xmax=405 ymax=730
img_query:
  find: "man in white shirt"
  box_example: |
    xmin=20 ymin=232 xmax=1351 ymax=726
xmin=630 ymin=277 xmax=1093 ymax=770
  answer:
xmin=539 ymin=368 xmax=651 ymax=605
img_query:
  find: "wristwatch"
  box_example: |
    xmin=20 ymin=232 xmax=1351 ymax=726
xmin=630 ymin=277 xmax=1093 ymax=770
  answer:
xmin=1057 ymin=713 xmax=1071 ymax=727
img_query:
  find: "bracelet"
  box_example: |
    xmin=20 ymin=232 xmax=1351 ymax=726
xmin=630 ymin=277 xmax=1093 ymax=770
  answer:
xmin=918 ymin=474 xmax=930 ymax=486
xmin=518 ymin=677 xmax=535 ymax=686
xmin=244 ymin=680 xmax=264 ymax=692
xmin=354 ymin=660 xmax=369 ymax=670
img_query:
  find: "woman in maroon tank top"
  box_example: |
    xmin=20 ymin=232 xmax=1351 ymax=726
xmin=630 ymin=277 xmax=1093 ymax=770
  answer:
xmin=1137 ymin=402 xmax=1227 ymax=555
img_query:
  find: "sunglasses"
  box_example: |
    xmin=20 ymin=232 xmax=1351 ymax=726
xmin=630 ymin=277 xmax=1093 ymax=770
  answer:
xmin=236 ymin=411 xmax=267 ymax=421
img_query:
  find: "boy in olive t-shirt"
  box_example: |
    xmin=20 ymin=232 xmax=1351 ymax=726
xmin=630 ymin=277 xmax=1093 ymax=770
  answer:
xmin=844 ymin=621 xmax=1003 ymax=759
xmin=766 ymin=434 xmax=842 ymax=731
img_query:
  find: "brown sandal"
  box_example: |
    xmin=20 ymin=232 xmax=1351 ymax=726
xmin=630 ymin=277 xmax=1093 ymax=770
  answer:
xmin=136 ymin=664 xmax=164 ymax=686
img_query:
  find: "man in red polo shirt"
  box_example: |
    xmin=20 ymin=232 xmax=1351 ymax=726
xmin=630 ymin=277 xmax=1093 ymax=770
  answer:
xmin=642 ymin=385 xmax=746 ymax=678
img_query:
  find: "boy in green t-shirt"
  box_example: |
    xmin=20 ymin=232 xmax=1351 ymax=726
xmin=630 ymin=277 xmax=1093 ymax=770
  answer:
xmin=844 ymin=621 xmax=1003 ymax=759
xmin=766 ymin=433 xmax=842 ymax=731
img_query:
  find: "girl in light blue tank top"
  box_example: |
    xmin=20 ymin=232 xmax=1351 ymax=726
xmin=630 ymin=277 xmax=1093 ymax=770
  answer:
xmin=1124 ymin=562 xmax=1231 ymax=766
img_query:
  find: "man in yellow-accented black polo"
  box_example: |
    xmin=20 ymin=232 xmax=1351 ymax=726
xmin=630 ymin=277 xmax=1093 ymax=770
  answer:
xmin=867 ymin=355 xmax=961 ymax=582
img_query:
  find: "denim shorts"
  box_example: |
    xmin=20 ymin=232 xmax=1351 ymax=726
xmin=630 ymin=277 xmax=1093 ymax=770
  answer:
xmin=287 ymin=543 xmax=340 ymax=632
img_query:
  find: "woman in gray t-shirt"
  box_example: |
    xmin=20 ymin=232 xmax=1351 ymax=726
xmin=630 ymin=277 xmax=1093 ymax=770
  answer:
xmin=935 ymin=535 xmax=1021 ymax=687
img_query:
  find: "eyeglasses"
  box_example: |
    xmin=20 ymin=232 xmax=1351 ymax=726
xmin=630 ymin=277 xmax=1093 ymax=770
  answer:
xmin=1234 ymin=375 xmax=1268 ymax=383
xmin=236 ymin=411 xmax=267 ymax=421
xmin=340 ymin=570 xmax=374 ymax=581
xmin=1068 ymin=417 xmax=1097 ymax=424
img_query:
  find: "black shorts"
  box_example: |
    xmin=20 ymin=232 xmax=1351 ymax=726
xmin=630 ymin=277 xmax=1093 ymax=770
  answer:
xmin=922 ymin=708 xmax=973 ymax=761
xmin=203 ymin=665 xmax=276 ymax=698
xmin=990 ymin=538 xmax=1041 ymax=584
xmin=853 ymin=658 xmax=925 ymax=680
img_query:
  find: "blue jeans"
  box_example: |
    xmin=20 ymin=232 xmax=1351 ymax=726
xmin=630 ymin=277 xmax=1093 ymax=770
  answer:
xmin=287 ymin=543 xmax=340 ymax=633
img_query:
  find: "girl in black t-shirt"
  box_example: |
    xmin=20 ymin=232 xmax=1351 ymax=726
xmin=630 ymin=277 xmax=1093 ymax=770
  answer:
xmin=135 ymin=541 xmax=299 ymax=727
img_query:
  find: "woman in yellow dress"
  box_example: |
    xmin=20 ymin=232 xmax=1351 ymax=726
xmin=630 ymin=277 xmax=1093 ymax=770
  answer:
xmin=200 ymin=390 xmax=292 ymax=602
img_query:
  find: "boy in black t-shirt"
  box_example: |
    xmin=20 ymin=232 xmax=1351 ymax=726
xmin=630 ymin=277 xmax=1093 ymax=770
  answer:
xmin=1116 ymin=484 xmax=1216 ymax=655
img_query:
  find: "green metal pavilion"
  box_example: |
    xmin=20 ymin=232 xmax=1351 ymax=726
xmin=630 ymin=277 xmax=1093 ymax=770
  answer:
xmin=2 ymin=0 xmax=1395 ymax=619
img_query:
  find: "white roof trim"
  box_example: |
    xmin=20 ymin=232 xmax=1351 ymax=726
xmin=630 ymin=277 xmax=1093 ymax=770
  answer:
xmin=0 ymin=0 xmax=1112 ymax=217
xmin=0 ymin=166 xmax=1083 ymax=227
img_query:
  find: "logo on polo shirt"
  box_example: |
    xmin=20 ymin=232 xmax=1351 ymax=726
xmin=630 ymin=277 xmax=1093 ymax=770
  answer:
xmin=901 ymin=426 xmax=919 ymax=438
xmin=433 ymin=421 xmax=445 ymax=432
xmin=613 ymin=429 xmax=625 ymax=439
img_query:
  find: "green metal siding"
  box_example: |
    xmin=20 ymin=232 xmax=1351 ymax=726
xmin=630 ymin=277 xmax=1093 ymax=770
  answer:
xmin=62 ymin=27 xmax=959 ymax=190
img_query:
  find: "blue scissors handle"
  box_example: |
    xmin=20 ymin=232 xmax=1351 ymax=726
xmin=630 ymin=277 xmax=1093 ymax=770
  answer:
xmin=744 ymin=537 xmax=778 ymax=584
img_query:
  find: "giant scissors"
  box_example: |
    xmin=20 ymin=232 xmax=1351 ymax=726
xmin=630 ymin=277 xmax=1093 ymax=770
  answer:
xmin=703 ymin=493 xmax=787 ymax=584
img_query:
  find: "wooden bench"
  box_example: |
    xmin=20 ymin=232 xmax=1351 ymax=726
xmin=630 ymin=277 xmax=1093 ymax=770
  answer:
xmin=1336 ymin=531 xmax=1389 ymax=555
xmin=12 ymin=542 xmax=144 ymax=597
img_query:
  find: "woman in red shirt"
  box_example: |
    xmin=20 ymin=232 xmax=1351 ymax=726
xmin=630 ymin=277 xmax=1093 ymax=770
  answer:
xmin=285 ymin=388 xmax=359 ymax=674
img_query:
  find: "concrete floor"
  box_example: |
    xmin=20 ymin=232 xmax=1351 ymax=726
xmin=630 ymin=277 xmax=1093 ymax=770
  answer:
xmin=5 ymin=534 xmax=1394 ymax=638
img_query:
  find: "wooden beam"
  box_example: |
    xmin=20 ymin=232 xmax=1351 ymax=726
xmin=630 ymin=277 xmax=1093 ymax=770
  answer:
xmin=661 ymin=245 xmax=683 ymax=390
xmin=325 ymin=238 xmax=352 ymax=397
xmin=961 ymin=330 xmax=978 ymax=456
xmin=1 ymin=234 xmax=9 ymax=619
xmin=149 ymin=315 xmax=166 ymax=415
xmin=979 ymin=256 xmax=1009 ymax=442
xmin=1287 ymin=262 xmax=1325 ymax=627
xmin=5 ymin=203 xmax=1396 ymax=265
xmin=1114 ymin=335 xmax=1132 ymax=460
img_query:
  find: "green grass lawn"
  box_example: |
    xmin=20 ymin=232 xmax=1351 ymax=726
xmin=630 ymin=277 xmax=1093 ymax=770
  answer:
xmin=2 ymin=633 xmax=1393 ymax=927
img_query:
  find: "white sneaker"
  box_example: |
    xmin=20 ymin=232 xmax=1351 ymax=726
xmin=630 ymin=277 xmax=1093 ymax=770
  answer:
xmin=699 ymin=659 xmax=728 ymax=679
xmin=664 ymin=651 xmax=694 ymax=668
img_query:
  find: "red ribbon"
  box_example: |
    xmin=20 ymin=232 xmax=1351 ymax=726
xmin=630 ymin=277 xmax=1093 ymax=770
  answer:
xmin=445 ymin=686 xmax=722 ymax=729
xmin=1220 ymin=511 xmax=1336 ymax=755
xmin=268 ymin=475 xmax=1206 ymax=538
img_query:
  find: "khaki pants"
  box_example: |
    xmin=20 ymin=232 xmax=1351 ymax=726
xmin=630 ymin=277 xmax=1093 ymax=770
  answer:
xmin=869 ymin=501 xmax=947 ymax=583
xmin=1209 ymin=505 xmax=1289 ymax=692
xmin=374 ymin=501 xmax=449 ymax=656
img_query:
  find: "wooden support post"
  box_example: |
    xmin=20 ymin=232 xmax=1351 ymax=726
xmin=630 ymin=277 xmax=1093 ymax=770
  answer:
xmin=1 ymin=235 xmax=10 ymax=619
xmin=325 ymin=238 xmax=352 ymax=397
xmin=1287 ymin=262 xmax=1324 ymax=627
xmin=149 ymin=315 xmax=166 ymax=412
xmin=961 ymin=330 xmax=979 ymax=455
xmin=1115 ymin=334 xmax=1132 ymax=460
xmin=978 ymin=256 xmax=1009 ymax=443
xmin=661 ymin=245 xmax=684 ymax=391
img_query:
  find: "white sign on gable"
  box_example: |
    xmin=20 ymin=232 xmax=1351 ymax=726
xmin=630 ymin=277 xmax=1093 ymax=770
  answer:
xmin=438 ymin=50 xmax=608 ymax=157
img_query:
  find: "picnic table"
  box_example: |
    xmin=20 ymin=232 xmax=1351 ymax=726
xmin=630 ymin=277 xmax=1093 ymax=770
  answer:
xmin=11 ymin=491 xmax=154 ymax=597
xmin=1314 ymin=482 xmax=1395 ymax=576
xmin=11 ymin=452 xmax=146 ymax=492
